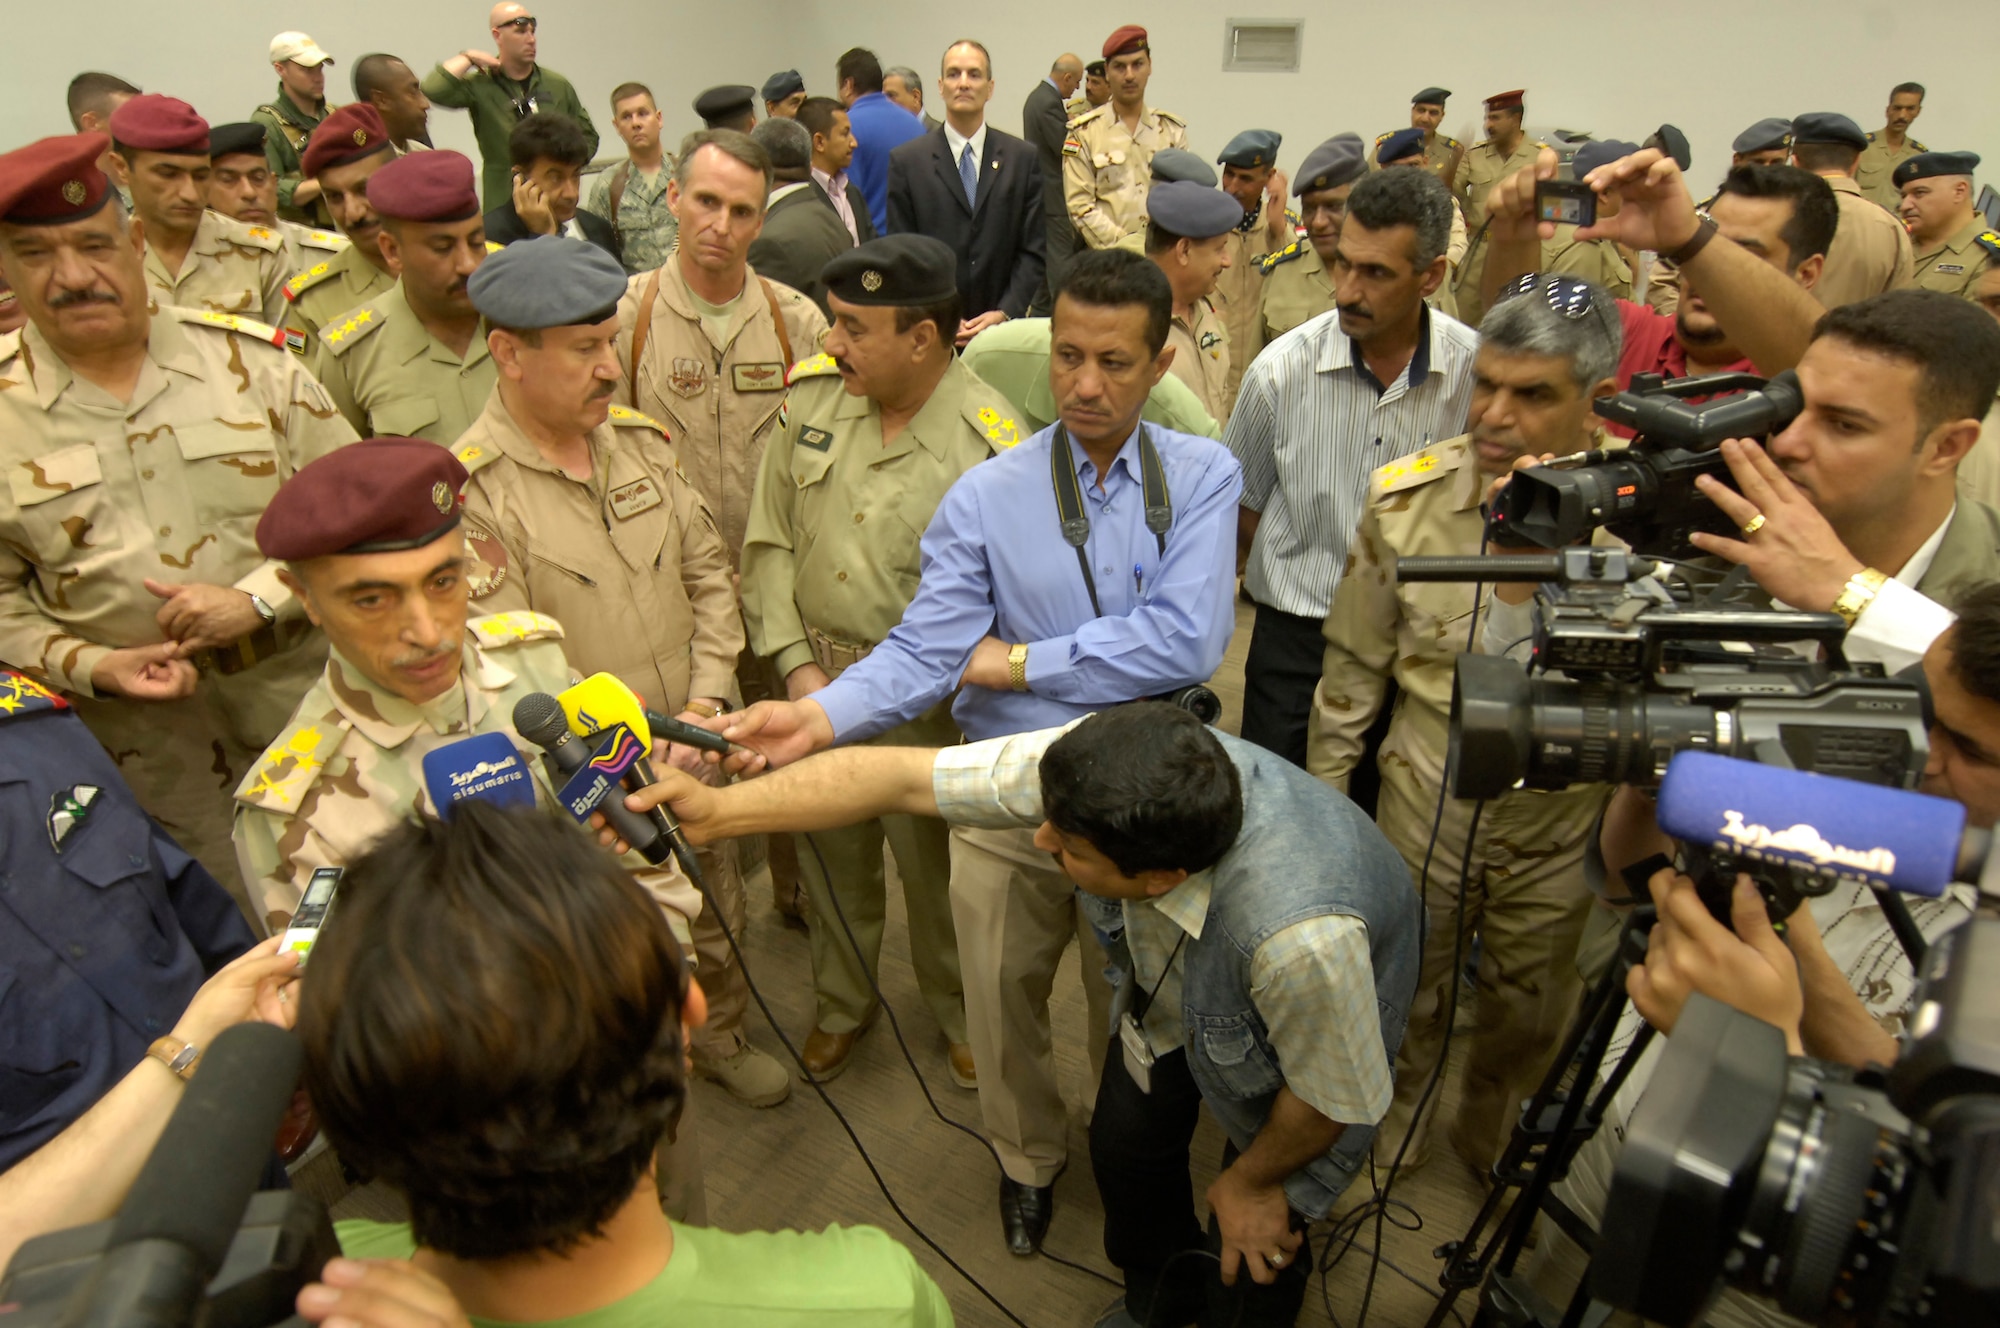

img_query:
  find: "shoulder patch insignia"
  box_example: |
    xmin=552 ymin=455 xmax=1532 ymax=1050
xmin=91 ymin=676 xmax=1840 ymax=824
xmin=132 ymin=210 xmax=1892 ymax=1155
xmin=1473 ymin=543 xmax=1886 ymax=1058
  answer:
xmin=284 ymin=261 xmax=337 ymax=301
xmin=301 ymin=229 xmax=349 ymax=250
xmin=454 ymin=441 xmax=500 ymax=475
xmin=1374 ymin=448 xmax=1453 ymax=495
xmin=1866 ymin=131 xmax=1878 ymax=143
xmin=1975 ymin=231 xmax=2000 ymax=260
xmin=1062 ymin=136 xmax=1082 ymax=157
xmin=974 ymin=405 xmax=1020 ymax=449
xmin=1912 ymin=138 xmax=1927 ymax=152
xmin=1260 ymin=240 xmax=1306 ymax=274
xmin=1156 ymin=109 xmax=1185 ymax=127
xmin=788 ymin=352 xmax=841 ymax=381
xmin=236 ymin=718 xmax=346 ymax=811
xmin=177 ymin=308 xmax=288 ymax=349
xmin=1443 ymin=135 xmax=1462 ymax=149
xmin=320 ymin=306 xmax=385 ymax=354
xmin=468 ymin=611 xmax=565 ymax=648
xmin=0 ymin=668 xmax=69 ymax=721
xmin=606 ymin=404 xmax=670 ymax=435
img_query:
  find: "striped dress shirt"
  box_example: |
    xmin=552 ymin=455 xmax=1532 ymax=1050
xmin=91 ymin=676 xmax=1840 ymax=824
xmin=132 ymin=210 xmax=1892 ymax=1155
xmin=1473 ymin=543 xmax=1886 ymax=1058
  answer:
xmin=1227 ymin=305 xmax=1480 ymax=618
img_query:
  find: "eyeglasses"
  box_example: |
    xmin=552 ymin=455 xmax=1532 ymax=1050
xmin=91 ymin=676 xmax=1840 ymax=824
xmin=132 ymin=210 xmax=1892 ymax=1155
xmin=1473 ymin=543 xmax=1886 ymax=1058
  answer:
xmin=1496 ymin=273 xmax=1598 ymax=320
xmin=499 ymin=16 xmax=538 ymax=32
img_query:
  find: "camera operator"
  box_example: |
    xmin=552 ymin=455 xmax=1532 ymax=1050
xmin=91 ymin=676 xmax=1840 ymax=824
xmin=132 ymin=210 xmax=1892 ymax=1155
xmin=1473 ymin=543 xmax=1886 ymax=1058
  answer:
xmin=613 ymin=705 xmax=1420 ymax=1328
xmin=1304 ymin=274 xmax=1622 ymax=1177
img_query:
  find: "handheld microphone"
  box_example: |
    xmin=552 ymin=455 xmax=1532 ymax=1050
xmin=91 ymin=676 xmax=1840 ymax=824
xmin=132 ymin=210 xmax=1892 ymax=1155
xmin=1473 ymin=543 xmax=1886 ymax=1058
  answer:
xmin=1656 ymin=751 xmax=1963 ymax=897
xmin=73 ymin=1023 xmax=303 ymax=1328
xmin=420 ymin=731 xmax=538 ymax=819
xmin=557 ymin=671 xmax=733 ymax=756
xmin=513 ymin=692 xmax=671 ymax=863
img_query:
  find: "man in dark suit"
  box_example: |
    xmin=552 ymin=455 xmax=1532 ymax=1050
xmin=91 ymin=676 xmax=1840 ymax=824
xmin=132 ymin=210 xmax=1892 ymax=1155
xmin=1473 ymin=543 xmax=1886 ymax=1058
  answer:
xmin=885 ymin=41 xmax=1045 ymax=345
xmin=1022 ymin=53 xmax=1083 ymax=314
xmin=798 ymin=96 xmax=875 ymax=245
xmin=482 ymin=111 xmax=620 ymax=260
xmin=747 ymin=118 xmax=854 ymax=317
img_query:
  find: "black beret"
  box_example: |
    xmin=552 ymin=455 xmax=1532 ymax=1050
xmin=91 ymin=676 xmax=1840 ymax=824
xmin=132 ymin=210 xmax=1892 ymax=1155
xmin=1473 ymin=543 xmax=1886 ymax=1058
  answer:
xmin=761 ymin=70 xmax=804 ymax=102
xmin=1790 ymin=112 xmax=1867 ymax=151
xmin=208 ymin=122 xmax=268 ymax=160
xmin=1412 ymin=87 xmax=1451 ymax=106
xmin=1894 ymin=150 xmax=1981 ymax=189
xmin=822 ymin=233 xmax=957 ymax=306
xmin=257 ymin=438 xmax=467 ymax=559
xmin=467 ymin=235 xmax=630 ymax=328
xmin=1648 ymin=124 xmax=1692 ymax=172
xmin=694 ymin=85 xmax=756 ymax=124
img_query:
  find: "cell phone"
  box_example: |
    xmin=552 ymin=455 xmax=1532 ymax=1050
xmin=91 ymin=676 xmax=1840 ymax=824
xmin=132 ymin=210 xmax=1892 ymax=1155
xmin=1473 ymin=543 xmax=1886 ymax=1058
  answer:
xmin=280 ymin=866 xmax=341 ymax=967
xmin=1535 ymin=178 xmax=1597 ymax=228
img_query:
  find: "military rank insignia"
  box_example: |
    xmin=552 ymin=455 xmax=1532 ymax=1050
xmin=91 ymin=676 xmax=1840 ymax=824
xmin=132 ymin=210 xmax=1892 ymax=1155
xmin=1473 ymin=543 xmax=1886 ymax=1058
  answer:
xmin=798 ymin=427 xmax=833 ymax=452
xmin=976 ymin=407 xmax=1021 ymax=448
xmin=48 ymin=784 xmax=101 ymax=851
xmin=0 ymin=668 xmax=68 ymax=719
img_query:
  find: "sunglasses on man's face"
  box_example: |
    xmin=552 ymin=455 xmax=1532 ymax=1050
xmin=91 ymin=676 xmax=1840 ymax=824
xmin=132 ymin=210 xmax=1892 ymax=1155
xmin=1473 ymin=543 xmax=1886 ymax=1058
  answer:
xmin=499 ymin=16 xmax=537 ymax=32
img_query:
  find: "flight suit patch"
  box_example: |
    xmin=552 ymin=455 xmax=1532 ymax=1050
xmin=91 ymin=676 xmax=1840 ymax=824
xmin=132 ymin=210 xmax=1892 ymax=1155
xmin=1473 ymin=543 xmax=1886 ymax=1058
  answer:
xmin=608 ymin=477 xmax=664 ymax=521
xmin=1198 ymin=330 xmax=1223 ymax=353
xmin=466 ymin=528 xmax=509 ymax=599
xmin=798 ymin=427 xmax=833 ymax=452
xmin=669 ymin=357 xmax=706 ymax=398
xmin=48 ymin=784 xmax=100 ymax=851
xmin=731 ymin=362 xmax=786 ymax=392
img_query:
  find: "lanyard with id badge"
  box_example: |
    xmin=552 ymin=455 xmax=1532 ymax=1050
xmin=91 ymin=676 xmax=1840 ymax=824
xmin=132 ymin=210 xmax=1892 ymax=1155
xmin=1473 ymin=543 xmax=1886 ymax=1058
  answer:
xmin=1118 ymin=932 xmax=1188 ymax=1094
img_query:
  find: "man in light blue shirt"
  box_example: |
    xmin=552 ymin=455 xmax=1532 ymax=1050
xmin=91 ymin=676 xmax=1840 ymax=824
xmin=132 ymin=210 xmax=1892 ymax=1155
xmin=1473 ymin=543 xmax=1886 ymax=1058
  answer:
xmin=835 ymin=46 xmax=925 ymax=233
xmin=727 ymin=249 xmax=1240 ymax=1256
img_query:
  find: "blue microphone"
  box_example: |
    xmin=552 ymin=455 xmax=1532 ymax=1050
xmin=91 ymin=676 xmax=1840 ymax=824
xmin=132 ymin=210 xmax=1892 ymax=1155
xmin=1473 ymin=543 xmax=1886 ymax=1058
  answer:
xmin=421 ymin=732 xmax=539 ymax=819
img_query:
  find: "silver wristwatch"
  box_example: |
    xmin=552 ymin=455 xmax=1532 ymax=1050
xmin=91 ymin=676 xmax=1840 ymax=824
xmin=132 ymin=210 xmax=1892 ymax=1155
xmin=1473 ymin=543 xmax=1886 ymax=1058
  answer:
xmin=248 ymin=593 xmax=277 ymax=627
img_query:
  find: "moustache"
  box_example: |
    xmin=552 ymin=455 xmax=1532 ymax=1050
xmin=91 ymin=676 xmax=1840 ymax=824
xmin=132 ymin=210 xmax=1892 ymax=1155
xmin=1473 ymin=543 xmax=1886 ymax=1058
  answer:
xmin=49 ymin=289 xmax=120 ymax=310
xmin=1336 ymin=300 xmax=1372 ymax=320
xmin=393 ymin=646 xmax=453 ymax=670
xmin=588 ymin=380 xmax=617 ymax=401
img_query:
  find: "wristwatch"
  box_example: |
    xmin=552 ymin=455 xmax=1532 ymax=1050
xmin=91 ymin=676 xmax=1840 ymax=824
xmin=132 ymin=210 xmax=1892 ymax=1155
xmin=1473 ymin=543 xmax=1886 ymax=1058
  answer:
xmin=1832 ymin=567 xmax=1890 ymax=628
xmin=1006 ymin=642 xmax=1029 ymax=692
xmin=146 ymin=1036 xmax=201 ymax=1082
xmin=247 ymin=593 xmax=277 ymax=627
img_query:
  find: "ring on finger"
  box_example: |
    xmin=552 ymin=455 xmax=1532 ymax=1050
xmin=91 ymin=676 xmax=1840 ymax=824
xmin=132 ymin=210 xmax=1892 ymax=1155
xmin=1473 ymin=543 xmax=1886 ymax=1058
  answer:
xmin=1270 ymin=1252 xmax=1288 ymax=1267
xmin=1740 ymin=514 xmax=1767 ymax=538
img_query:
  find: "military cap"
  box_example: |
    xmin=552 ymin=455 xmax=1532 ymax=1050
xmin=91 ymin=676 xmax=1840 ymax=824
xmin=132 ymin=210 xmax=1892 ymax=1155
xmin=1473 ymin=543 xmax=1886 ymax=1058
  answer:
xmin=1648 ymin=124 xmax=1692 ymax=172
xmin=1102 ymin=25 xmax=1148 ymax=58
xmin=258 ymin=437 xmax=466 ymax=559
xmin=1216 ymin=129 xmax=1281 ymax=170
xmin=1893 ymin=150 xmax=1980 ymax=189
xmin=694 ymin=85 xmax=757 ymax=125
xmin=301 ymin=103 xmax=392 ymax=178
xmin=1484 ymin=89 xmax=1525 ymax=112
xmin=823 ymin=233 xmax=957 ymax=306
xmin=0 ymin=134 xmax=114 ymax=225
xmin=467 ymin=235 xmax=629 ymax=328
xmin=208 ymin=122 xmax=268 ymax=160
xmin=1147 ymin=180 xmax=1244 ymax=239
xmin=1412 ymin=87 xmax=1451 ymax=106
xmin=270 ymin=32 xmax=334 ymax=67
xmin=1572 ymin=139 xmax=1640 ymax=178
xmin=1150 ymin=148 xmax=1217 ymax=188
xmin=108 ymin=94 xmax=209 ymax=155
xmin=1084 ymin=60 xmax=1107 ymax=78
xmin=1377 ymin=127 xmax=1427 ymax=166
xmin=367 ymin=149 xmax=480 ymax=222
xmin=1294 ymin=134 xmax=1367 ymax=196
xmin=1790 ymin=112 xmax=1867 ymax=151
xmin=1732 ymin=117 xmax=1793 ymax=155
xmin=761 ymin=69 xmax=804 ymax=102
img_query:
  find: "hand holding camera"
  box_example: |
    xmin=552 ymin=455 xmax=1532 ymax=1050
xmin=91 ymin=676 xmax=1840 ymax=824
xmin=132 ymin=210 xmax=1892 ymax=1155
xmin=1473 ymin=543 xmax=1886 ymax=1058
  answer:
xmin=1626 ymin=866 xmax=1805 ymax=1054
xmin=1687 ymin=438 xmax=1867 ymax=612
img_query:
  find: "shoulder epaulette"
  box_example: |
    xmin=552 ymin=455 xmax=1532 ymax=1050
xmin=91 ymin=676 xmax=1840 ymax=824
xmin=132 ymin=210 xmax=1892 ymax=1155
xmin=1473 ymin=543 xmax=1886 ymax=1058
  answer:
xmin=968 ymin=401 xmax=1023 ymax=450
xmin=469 ymin=611 xmax=565 ymax=648
xmin=606 ymin=404 xmax=670 ymax=435
xmin=1442 ymin=135 xmax=1462 ymax=150
xmin=1866 ymin=131 xmax=1879 ymax=144
xmin=485 ymin=240 xmax=504 ymax=254
xmin=235 ymin=713 xmax=347 ymax=812
xmin=0 ymin=669 xmax=70 ymax=720
xmin=216 ymin=215 xmax=284 ymax=253
xmin=1260 ymin=239 xmax=1307 ymax=274
xmin=1373 ymin=442 xmax=1463 ymax=496
xmin=1912 ymin=138 xmax=1928 ymax=152
xmin=453 ymin=438 xmax=501 ymax=476
xmin=788 ymin=352 xmax=841 ymax=382
xmin=320 ymin=304 xmax=386 ymax=354
xmin=1374 ymin=131 xmax=1391 ymax=144
xmin=297 ymin=228 xmax=348 ymax=252
xmin=173 ymin=307 xmax=301 ymax=353
xmin=284 ymin=260 xmax=340 ymax=301
xmin=1155 ymin=109 xmax=1185 ymax=127
xmin=1976 ymin=231 xmax=2000 ymax=260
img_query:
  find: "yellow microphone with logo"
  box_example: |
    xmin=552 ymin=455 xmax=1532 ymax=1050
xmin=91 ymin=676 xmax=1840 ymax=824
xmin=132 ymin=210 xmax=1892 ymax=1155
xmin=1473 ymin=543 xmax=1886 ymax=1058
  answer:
xmin=559 ymin=673 xmax=736 ymax=756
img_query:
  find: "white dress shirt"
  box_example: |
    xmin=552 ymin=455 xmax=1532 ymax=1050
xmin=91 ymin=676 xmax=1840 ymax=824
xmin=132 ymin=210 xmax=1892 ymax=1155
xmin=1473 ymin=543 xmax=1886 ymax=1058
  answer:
xmin=942 ymin=119 xmax=989 ymax=185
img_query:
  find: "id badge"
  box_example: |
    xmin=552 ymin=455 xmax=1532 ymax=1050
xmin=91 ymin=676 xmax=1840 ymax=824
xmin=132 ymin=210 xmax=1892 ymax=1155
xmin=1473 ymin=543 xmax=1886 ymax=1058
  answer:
xmin=1119 ymin=1011 xmax=1156 ymax=1095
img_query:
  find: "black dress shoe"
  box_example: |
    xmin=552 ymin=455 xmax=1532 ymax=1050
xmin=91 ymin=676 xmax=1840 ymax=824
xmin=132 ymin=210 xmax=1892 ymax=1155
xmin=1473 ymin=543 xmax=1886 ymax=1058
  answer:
xmin=998 ymin=1174 xmax=1055 ymax=1256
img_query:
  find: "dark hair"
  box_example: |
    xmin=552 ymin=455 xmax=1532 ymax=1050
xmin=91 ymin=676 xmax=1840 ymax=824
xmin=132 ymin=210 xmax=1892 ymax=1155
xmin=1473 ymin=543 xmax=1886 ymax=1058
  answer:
xmin=1344 ymin=167 xmax=1453 ymax=268
xmin=66 ymin=71 xmax=139 ymax=130
xmin=609 ymin=81 xmax=655 ymax=111
xmin=796 ymin=95 xmax=847 ymax=143
xmin=1714 ymin=164 xmax=1839 ymax=267
xmin=751 ymin=117 xmax=813 ymax=175
xmin=893 ymin=292 xmax=965 ymax=345
xmin=1947 ymin=584 xmax=2000 ymax=704
xmin=1811 ymin=290 xmax=2000 ymax=438
xmin=673 ymin=128 xmax=772 ymax=194
xmin=1890 ymin=82 xmax=1926 ymax=101
xmin=1039 ymin=705 xmax=1243 ymax=875
xmin=508 ymin=111 xmax=591 ymax=172
xmin=1054 ymin=248 xmax=1172 ymax=356
xmin=351 ymin=53 xmax=409 ymax=102
xmin=1143 ymin=220 xmax=1185 ymax=255
xmin=297 ymin=804 xmax=689 ymax=1261
xmin=836 ymin=47 xmax=884 ymax=95
xmin=1791 ymin=141 xmax=1861 ymax=175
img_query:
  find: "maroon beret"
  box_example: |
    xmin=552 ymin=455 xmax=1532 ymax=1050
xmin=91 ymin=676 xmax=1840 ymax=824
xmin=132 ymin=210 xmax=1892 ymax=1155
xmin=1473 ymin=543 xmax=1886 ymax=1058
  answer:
xmin=257 ymin=438 xmax=469 ymax=559
xmin=301 ymin=103 xmax=393 ymax=179
xmin=0 ymin=134 xmax=115 ymax=225
xmin=1102 ymin=24 xmax=1148 ymax=58
xmin=1484 ymin=89 xmax=1526 ymax=112
xmin=366 ymin=149 xmax=479 ymax=222
xmin=108 ymin=94 xmax=210 ymax=156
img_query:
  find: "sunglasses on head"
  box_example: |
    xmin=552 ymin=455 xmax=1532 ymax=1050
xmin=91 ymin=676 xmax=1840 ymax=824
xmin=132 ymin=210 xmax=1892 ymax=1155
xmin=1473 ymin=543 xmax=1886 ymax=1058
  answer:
xmin=499 ymin=16 xmax=537 ymax=31
xmin=1496 ymin=273 xmax=1597 ymax=320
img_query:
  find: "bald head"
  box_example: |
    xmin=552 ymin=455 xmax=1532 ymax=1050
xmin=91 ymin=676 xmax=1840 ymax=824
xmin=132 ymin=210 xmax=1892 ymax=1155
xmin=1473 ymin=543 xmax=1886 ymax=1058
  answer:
xmin=489 ymin=2 xmax=536 ymax=72
xmin=1050 ymin=52 xmax=1084 ymax=98
xmin=489 ymin=1 xmax=529 ymax=25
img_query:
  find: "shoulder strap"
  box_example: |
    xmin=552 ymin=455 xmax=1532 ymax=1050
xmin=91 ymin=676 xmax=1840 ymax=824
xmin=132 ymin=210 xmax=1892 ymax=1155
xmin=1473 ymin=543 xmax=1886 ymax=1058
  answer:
xmin=759 ymin=277 xmax=794 ymax=369
xmin=1048 ymin=424 xmax=1172 ymax=619
xmin=627 ymin=266 xmax=661 ymax=408
xmin=606 ymin=160 xmax=634 ymax=240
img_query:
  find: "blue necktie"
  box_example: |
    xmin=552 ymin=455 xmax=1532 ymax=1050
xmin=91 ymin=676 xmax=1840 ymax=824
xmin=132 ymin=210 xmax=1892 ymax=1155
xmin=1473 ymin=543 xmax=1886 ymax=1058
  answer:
xmin=959 ymin=142 xmax=978 ymax=208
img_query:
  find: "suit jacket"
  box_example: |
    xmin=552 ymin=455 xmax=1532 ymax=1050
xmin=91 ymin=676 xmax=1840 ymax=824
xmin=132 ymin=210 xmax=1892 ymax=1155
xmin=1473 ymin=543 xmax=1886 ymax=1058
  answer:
xmin=885 ymin=125 xmax=1046 ymax=319
xmin=483 ymin=202 xmax=621 ymax=262
xmin=1022 ymin=80 xmax=1071 ymax=221
xmin=810 ymin=177 xmax=877 ymax=244
xmin=748 ymin=182 xmax=856 ymax=318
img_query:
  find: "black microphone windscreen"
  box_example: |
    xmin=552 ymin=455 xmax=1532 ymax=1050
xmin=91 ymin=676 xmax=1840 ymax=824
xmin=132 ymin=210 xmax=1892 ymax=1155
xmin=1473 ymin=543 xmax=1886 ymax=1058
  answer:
xmin=511 ymin=692 xmax=572 ymax=748
xmin=107 ymin=1022 xmax=303 ymax=1272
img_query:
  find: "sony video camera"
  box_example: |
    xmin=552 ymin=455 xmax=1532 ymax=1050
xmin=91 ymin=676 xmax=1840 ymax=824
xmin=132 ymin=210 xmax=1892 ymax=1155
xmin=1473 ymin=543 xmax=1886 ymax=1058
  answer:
xmin=1592 ymin=917 xmax=2000 ymax=1327
xmin=1485 ymin=369 xmax=1804 ymax=556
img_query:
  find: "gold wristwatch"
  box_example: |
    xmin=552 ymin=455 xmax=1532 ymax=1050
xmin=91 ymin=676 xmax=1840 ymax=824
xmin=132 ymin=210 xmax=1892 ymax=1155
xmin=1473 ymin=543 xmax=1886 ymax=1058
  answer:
xmin=146 ymin=1036 xmax=201 ymax=1082
xmin=1832 ymin=567 xmax=1889 ymax=628
xmin=1007 ymin=642 xmax=1029 ymax=692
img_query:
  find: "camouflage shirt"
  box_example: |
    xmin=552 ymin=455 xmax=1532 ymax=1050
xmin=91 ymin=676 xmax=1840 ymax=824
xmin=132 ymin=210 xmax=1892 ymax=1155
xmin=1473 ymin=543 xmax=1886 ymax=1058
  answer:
xmin=142 ymin=209 xmax=291 ymax=326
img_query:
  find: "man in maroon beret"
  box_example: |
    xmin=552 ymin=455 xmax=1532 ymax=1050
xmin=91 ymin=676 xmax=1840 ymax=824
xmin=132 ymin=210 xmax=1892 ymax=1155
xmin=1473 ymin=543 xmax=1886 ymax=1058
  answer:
xmin=308 ymin=150 xmax=496 ymax=443
xmin=281 ymin=103 xmax=401 ymax=342
xmin=1064 ymin=25 xmax=1188 ymax=250
xmin=106 ymin=94 xmax=290 ymax=323
xmin=0 ymin=131 xmax=358 ymax=923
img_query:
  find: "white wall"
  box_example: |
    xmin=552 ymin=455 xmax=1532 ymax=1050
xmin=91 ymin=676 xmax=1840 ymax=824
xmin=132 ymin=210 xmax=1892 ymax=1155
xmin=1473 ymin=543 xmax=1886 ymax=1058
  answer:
xmin=4 ymin=0 xmax=1993 ymax=201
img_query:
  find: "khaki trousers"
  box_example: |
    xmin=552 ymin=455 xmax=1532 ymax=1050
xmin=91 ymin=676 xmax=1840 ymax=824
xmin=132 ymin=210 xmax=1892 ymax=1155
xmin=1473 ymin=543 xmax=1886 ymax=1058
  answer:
xmin=949 ymin=824 xmax=1114 ymax=1187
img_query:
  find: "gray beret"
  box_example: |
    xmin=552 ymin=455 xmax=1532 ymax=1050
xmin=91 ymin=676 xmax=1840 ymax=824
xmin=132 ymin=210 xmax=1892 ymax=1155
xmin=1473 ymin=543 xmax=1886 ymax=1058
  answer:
xmin=761 ymin=69 xmax=804 ymax=102
xmin=1572 ymin=139 xmax=1640 ymax=178
xmin=1147 ymin=180 xmax=1245 ymax=239
xmin=467 ymin=236 xmax=629 ymax=329
xmin=1790 ymin=112 xmax=1867 ymax=151
xmin=1294 ymin=133 xmax=1367 ymax=195
xmin=1149 ymin=148 xmax=1218 ymax=188
xmin=1732 ymin=117 xmax=1793 ymax=154
xmin=1216 ymin=129 xmax=1281 ymax=169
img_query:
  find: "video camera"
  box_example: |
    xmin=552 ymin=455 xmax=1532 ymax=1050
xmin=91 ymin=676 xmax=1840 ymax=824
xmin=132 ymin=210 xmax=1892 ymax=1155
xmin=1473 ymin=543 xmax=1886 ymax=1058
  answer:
xmin=1594 ymin=917 xmax=2000 ymax=1327
xmin=1485 ymin=369 xmax=1804 ymax=556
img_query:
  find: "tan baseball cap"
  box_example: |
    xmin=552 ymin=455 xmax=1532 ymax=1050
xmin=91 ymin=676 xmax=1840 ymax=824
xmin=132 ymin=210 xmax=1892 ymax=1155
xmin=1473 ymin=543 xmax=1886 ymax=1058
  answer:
xmin=270 ymin=32 xmax=334 ymax=67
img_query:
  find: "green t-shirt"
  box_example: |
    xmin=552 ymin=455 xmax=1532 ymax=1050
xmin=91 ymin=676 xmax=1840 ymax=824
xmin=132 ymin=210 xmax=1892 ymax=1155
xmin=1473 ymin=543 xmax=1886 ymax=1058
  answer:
xmin=335 ymin=1219 xmax=954 ymax=1327
xmin=957 ymin=316 xmax=1222 ymax=440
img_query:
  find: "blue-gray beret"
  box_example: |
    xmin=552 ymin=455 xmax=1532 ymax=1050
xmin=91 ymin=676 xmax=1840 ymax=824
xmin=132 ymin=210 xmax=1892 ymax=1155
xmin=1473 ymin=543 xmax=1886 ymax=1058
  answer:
xmin=1377 ymin=127 xmax=1426 ymax=165
xmin=1790 ymin=112 xmax=1867 ymax=151
xmin=1147 ymin=179 xmax=1244 ymax=239
xmin=1149 ymin=148 xmax=1217 ymax=188
xmin=1294 ymin=134 xmax=1367 ymax=195
xmin=1894 ymin=150 xmax=1981 ymax=189
xmin=1572 ymin=139 xmax=1640 ymax=178
xmin=1732 ymin=117 xmax=1793 ymax=155
xmin=467 ymin=236 xmax=629 ymax=329
xmin=761 ymin=69 xmax=804 ymax=102
xmin=1216 ymin=129 xmax=1281 ymax=170
xmin=822 ymin=233 xmax=957 ymax=305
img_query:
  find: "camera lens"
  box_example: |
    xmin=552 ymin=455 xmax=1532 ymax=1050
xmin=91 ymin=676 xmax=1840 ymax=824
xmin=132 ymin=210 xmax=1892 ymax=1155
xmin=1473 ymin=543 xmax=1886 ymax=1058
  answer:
xmin=1490 ymin=457 xmax=1659 ymax=549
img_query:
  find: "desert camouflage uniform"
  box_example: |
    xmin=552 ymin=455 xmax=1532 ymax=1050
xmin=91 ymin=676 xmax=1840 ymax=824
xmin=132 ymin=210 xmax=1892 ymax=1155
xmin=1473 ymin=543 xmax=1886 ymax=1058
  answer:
xmin=1061 ymin=103 xmax=1188 ymax=249
xmin=143 ymin=210 xmax=292 ymax=326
